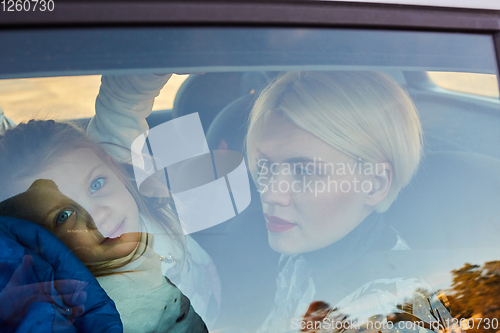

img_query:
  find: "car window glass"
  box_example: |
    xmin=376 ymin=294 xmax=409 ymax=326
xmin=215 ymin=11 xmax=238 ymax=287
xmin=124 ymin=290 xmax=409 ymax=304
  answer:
xmin=427 ymin=71 xmax=499 ymax=98
xmin=0 ymin=28 xmax=499 ymax=333
xmin=0 ymin=74 xmax=187 ymax=123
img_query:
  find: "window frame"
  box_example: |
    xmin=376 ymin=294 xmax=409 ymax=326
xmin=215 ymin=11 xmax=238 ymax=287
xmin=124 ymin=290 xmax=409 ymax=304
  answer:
xmin=1 ymin=1 xmax=500 ymax=86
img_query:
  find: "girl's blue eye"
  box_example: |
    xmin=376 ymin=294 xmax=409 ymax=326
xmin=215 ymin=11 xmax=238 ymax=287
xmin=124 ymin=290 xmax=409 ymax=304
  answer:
xmin=90 ymin=178 xmax=104 ymax=193
xmin=56 ymin=210 xmax=74 ymax=224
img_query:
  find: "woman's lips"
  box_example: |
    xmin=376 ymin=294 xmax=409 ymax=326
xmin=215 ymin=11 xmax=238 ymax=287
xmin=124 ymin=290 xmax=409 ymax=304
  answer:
xmin=264 ymin=214 xmax=296 ymax=233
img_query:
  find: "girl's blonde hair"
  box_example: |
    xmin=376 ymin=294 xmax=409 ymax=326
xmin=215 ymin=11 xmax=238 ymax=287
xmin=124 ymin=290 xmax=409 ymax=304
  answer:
xmin=0 ymin=120 xmax=184 ymax=276
xmin=246 ymin=71 xmax=423 ymax=212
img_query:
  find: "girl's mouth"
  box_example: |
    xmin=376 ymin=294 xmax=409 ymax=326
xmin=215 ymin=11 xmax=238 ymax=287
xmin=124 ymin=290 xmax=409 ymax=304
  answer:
xmin=264 ymin=214 xmax=296 ymax=233
xmin=102 ymin=220 xmax=125 ymax=242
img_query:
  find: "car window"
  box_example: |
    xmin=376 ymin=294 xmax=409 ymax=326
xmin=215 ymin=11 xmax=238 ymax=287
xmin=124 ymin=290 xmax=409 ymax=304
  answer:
xmin=0 ymin=28 xmax=499 ymax=333
xmin=427 ymin=71 xmax=499 ymax=98
xmin=0 ymin=74 xmax=188 ymax=123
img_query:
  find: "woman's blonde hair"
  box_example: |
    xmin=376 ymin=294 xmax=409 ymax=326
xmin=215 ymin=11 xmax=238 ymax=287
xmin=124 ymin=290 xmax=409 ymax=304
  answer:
xmin=246 ymin=71 xmax=422 ymax=212
xmin=0 ymin=120 xmax=185 ymax=276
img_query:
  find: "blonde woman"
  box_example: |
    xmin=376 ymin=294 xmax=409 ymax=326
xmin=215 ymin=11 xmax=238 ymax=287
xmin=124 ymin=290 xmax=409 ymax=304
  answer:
xmin=246 ymin=71 xmax=452 ymax=332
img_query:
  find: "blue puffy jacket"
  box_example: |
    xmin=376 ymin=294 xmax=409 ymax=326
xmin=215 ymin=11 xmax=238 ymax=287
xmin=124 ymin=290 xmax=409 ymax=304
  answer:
xmin=0 ymin=217 xmax=123 ymax=332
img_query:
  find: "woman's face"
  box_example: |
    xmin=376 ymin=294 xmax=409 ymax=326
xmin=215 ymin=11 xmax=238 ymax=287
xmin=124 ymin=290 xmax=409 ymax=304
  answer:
xmin=22 ymin=148 xmax=141 ymax=262
xmin=255 ymin=113 xmax=375 ymax=255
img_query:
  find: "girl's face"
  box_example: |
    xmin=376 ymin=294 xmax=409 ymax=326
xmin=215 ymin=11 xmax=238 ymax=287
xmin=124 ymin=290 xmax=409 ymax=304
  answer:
xmin=23 ymin=148 xmax=141 ymax=263
xmin=255 ymin=113 xmax=376 ymax=255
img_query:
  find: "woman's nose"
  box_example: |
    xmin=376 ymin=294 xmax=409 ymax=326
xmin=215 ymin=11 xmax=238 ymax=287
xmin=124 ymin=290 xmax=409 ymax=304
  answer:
xmin=260 ymin=173 xmax=292 ymax=207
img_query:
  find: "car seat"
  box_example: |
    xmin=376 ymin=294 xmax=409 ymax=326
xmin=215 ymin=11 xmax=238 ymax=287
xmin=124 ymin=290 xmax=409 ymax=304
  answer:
xmin=385 ymin=150 xmax=500 ymax=250
xmin=172 ymin=72 xmax=271 ymax=131
xmin=193 ymin=77 xmax=280 ymax=331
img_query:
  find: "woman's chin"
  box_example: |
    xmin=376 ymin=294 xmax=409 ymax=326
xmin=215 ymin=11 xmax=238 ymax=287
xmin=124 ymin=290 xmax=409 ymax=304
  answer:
xmin=268 ymin=233 xmax=300 ymax=255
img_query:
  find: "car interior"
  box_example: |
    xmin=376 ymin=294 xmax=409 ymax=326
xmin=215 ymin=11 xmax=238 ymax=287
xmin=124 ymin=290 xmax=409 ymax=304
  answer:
xmin=63 ymin=68 xmax=500 ymax=328
xmin=1 ymin=26 xmax=500 ymax=331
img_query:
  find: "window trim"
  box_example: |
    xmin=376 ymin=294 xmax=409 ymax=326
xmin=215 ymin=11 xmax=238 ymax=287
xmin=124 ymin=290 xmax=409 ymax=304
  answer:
xmin=0 ymin=1 xmax=499 ymax=33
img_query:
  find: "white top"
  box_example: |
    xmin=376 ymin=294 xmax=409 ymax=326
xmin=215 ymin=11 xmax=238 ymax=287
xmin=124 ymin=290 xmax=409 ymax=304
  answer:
xmin=88 ymin=74 xmax=171 ymax=163
xmin=142 ymin=213 xmax=221 ymax=327
xmin=97 ymin=244 xmax=207 ymax=333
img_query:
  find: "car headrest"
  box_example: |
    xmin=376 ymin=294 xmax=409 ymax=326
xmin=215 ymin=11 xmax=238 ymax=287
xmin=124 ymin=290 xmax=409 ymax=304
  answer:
xmin=385 ymin=151 xmax=500 ymax=249
xmin=173 ymin=72 xmax=270 ymax=130
xmin=206 ymin=93 xmax=256 ymax=153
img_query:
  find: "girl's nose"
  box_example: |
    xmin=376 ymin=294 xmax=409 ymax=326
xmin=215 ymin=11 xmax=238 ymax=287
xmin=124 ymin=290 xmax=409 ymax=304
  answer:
xmin=88 ymin=204 xmax=112 ymax=233
xmin=260 ymin=173 xmax=292 ymax=207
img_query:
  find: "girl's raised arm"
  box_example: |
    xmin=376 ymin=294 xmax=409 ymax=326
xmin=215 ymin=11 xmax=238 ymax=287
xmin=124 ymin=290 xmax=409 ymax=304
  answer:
xmin=87 ymin=74 xmax=171 ymax=162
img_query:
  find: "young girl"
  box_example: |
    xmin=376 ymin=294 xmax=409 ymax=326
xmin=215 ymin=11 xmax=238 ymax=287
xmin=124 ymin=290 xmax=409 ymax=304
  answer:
xmin=0 ymin=120 xmax=209 ymax=332
xmin=89 ymin=74 xmax=221 ymax=327
xmin=0 ymin=74 xmax=220 ymax=331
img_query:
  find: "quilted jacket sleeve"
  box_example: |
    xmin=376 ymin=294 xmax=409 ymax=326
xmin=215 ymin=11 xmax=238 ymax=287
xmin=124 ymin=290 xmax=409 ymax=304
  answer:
xmin=0 ymin=217 xmax=123 ymax=332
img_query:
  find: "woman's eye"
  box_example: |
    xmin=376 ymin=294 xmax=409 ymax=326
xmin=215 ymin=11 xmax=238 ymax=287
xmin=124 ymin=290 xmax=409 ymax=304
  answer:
xmin=296 ymin=166 xmax=317 ymax=176
xmin=56 ymin=210 xmax=74 ymax=224
xmin=90 ymin=177 xmax=104 ymax=193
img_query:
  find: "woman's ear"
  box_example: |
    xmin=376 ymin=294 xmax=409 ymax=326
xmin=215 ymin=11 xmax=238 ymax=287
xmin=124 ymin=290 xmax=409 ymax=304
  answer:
xmin=364 ymin=162 xmax=392 ymax=207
